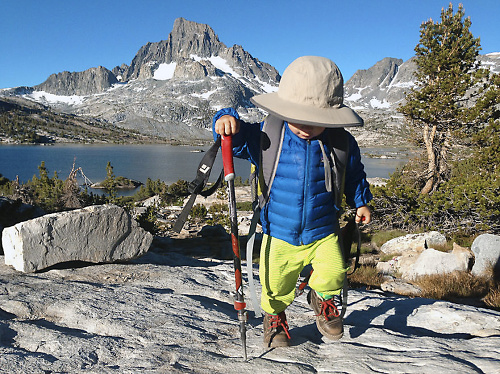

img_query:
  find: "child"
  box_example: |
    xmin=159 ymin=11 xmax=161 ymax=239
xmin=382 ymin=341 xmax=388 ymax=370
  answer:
xmin=213 ymin=56 xmax=372 ymax=347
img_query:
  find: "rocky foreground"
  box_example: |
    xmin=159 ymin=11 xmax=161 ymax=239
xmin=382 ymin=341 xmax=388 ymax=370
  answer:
xmin=1 ymin=239 xmax=499 ymax=373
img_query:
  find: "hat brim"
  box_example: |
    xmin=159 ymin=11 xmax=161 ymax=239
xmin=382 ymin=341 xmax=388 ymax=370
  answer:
xmin=251 ymin=93 xmax=363 ymax=128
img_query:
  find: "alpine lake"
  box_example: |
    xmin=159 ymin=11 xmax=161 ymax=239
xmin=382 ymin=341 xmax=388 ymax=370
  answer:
xmin=0 ymin=144 xmax=410 ymax=196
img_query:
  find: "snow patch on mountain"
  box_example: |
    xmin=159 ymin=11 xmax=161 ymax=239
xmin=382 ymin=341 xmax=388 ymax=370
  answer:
xmin=23 ymin=91 xmax=86 ymax=106
xmin=345 ymin=86 xmax=369 ymax=102
xmin=153 ymin=62 xmax=177 ymax=80
xmin=369 ymin=98 xmax=391 ymax=109
xmin=191 ymin=54 xmax=239 ymax=77
xmin=254 ymin=77 xmax=278 ymax=93
xmin=192 ymin=88 xmax=220 ymax=99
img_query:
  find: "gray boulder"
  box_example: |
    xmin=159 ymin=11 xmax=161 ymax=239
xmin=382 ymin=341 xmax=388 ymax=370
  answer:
xmin=377 ymin=243 xmax=474 ymax=282
xmin=401 ymin=244 xmax=474 ymax=280
xmin=380 ymin=231 xmax=447 ymax=255
xmin=2 ymin=204 xmax=152 ymax=273
xmin=471 ymin=234 xmax=500 ymax=277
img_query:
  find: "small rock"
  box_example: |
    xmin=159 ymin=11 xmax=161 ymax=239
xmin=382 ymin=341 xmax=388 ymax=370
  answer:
xmin=381 ymin=279 xmax=422 ymax=296
xmin=198 ymin=224 xmax=228 ymax=238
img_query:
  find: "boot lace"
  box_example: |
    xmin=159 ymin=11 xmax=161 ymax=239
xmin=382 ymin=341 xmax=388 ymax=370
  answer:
xmin=268 ymin=312 xmax=291 ymax=339
xmin=317 ymin=298 xmax=340 ymax=320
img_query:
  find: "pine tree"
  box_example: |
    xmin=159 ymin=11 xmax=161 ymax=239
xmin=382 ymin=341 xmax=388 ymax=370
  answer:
xmin=102 ymin=161 xmax=117 ymax=201
xmin=398 ymin=3 xmax=487 ymax=194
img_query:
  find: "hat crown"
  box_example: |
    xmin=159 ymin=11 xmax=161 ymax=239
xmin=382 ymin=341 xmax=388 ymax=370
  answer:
xmin=277 ymin=56 xmax=344 ymax=109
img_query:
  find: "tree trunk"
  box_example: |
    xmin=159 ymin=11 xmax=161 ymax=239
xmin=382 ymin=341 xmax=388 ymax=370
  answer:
xmin=421 ymin=123 xmax=437 ymax=195
xmin=437 ymin=129 xmax=451 ymax=184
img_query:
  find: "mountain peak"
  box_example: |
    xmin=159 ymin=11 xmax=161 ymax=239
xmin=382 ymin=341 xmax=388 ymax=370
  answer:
xmin=345 ymin=57 xmax=413 ymax=110
xmin=122 ymin=18 xmax=226 ymax=81
xmin=170 ymin=17 xmax=223 ymax=57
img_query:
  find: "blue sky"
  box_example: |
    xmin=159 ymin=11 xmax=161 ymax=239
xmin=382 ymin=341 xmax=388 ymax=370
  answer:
xmin=1 ymin=0 xmax=499 ymax=89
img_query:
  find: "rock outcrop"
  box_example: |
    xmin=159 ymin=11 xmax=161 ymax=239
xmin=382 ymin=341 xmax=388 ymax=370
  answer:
xmin=0 ymin=247 xmax=499 ymax=373
xmin=471 ymin=233 xmax=500 ymax=277
xmin=2 ymin=204 xmax=152 ymax=272
xmin=377 ymin=233 xmax=474 ymax=281
xmin=35 ymin=66 xmax=118 ymax=96
xmin=400 ymin=243 xmax=474 ymax=280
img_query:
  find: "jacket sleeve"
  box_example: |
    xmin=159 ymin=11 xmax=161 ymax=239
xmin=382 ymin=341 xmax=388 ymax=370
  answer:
xmin=212 ymin=108 xmax=261 ymax=166
xmin=344 ymin=133 xmax=373 ymax=208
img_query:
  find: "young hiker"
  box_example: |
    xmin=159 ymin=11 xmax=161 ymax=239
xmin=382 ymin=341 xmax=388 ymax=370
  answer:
xmin=213 ymin=56 xmax=373 ymax=347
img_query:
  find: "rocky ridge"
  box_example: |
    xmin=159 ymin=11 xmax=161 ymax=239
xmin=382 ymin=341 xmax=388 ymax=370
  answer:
xmin=344 ymin=53 xmax=500 ymax=111
xmin=1 ymin=18 xmax=499 ymax=147
xmin=2 ymin=18 xmax=279 ymax=143
xmin=35 ymin=66 xmax=119 ymax=96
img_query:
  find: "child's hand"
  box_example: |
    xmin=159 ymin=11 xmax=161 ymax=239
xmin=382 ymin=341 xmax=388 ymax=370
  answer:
xmin=215 ymin=115 xmax=240 ymax=136
xmin=355 ymin=205 xmax=371 ymax=224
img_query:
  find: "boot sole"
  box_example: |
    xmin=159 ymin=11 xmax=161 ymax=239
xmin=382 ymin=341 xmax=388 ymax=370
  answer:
xmin=263 ymin=340 xmax=291 ymax=348
xmin=315 ymin=319 xmax=343 ymax=340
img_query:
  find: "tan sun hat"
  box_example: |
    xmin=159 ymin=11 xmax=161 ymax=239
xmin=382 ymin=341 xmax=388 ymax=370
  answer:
xmin=251 ymin=56 xmax=363 ymax=127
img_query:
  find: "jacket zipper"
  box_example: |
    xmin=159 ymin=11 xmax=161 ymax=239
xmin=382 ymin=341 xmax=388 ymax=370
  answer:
xmin=300 ymin=140 xmax=311 ymax=245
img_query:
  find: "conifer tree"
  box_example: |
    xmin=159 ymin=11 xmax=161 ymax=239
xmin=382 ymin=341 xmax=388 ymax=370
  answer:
xmin=398 ymin=3 xmax=487 ymax=194
xmin=102 ymin=161 xmax=117 ymax=201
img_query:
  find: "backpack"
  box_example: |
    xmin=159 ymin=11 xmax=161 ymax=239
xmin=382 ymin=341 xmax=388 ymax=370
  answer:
xmin=252 ymin=115 xmax=350 ymax=211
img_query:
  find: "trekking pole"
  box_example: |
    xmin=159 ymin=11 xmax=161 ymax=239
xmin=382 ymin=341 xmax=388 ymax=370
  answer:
xmin=221 ymin=134 xmax=248 ymax=361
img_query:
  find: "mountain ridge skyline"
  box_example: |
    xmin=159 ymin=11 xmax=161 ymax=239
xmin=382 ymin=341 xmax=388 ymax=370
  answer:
xmin=1 ymin=17 xmax=498 ymax=146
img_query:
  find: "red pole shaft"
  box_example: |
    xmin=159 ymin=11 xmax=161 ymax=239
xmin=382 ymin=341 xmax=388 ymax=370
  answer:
xmin=221 ymin=135 xmax=247 ymax=360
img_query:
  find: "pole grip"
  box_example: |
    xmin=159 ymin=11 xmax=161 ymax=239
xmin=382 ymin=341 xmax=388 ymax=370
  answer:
xmin=221 ymin=135 xmax=235 ymax=181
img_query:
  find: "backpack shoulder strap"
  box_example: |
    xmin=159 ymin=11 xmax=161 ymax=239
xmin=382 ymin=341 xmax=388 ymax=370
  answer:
xmin=246 ymin=115 xmax=284 ymax=318
xmin=172 ymin=137 xmax=223 ymax=233
xmin=325 ymin=128 xmax=350 ymax=210
xmin=258 ymin=115 xmax=285 ymax=208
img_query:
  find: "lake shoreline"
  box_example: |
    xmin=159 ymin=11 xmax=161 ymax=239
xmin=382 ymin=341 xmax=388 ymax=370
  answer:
xmin=0 ymin=144 xmax=409 ymax=189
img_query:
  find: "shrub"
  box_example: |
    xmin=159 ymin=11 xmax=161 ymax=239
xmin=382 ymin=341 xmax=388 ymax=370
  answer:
xmin=414 ymin=271 xmax=490 ymax=302
xmin=483 ymin=284 xmax=500 ymax=310
xmin=190 ymin=203 xmax=208 ymax=220
xmin=160 ymin=179 xmax=189 ymax=206
xmin=371 ymin=139 xmax=500 ymax=236
xmin=167 ymin=179 xmax=189 ymax=196
xmin=347 ymin=264 xmax=384 ymax=289
xmin=208 ymin=202 xmax=228 ymax=214
xmin=236 ymin=201 xmax=253 ymax=211
xmin=135 ymin=206 xmax=159 ymax=235
xmin=207 ymin=202 xmax=230 ymax=228
xmin=216 ymin=187 xmax=227 ymax=200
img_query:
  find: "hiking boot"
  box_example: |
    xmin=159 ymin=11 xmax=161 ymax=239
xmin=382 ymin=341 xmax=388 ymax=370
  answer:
xmin=307 ymin=290 xmax=344 ymax=340
xmin=263 ymin=311 xmax=291 ymax=347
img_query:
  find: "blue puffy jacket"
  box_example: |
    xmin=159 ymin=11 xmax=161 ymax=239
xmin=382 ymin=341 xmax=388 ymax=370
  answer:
xmin=213 ymin=108 xmax=372 ymax=246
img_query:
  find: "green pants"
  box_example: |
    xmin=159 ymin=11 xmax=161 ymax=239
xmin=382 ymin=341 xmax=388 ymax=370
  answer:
xmin=259 ymin=233 xmax=347 ymax=315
